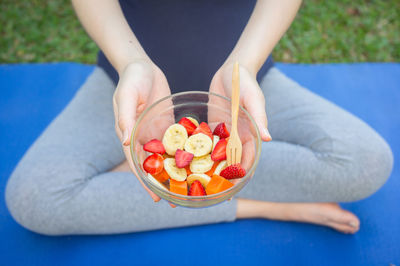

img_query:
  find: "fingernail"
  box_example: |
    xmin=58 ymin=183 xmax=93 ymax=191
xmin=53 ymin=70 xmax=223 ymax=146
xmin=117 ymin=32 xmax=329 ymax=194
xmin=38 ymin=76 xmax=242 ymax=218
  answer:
xmin=263 ymin=128 xmax=272 ymax=141
xmin=349 ymin=221 xmax=358 ymax=228
xmin=122 ymin=129 xmax=129 ymax=145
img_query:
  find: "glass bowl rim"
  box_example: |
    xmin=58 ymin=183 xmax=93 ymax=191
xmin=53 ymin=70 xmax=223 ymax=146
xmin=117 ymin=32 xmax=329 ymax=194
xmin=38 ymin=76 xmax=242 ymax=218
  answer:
xmin=130 ymin=91 xmax=262 ymax=200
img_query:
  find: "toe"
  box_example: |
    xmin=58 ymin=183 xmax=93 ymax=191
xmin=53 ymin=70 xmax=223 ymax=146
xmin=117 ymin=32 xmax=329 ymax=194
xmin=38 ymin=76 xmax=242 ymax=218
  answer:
xmin=324 ymin=205 xmax=360 ymax=233
xmin=335 ymin=209 xmax=360 ymax=230
xmin=323 ymin=204 xmax=360 ymax=228
xmin=327 ymin=221 xmax=359 ymax=234
xmin=327 ymin=223 xmax=354 ymax=234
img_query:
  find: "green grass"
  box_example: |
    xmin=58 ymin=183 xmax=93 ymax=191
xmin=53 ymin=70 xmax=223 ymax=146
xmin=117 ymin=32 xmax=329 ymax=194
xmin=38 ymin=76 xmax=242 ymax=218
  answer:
xmin=0 ymin=0 xmax=97 ymax=63
xmin=1 ymin=0 xmax=399 ymax=64
xmin=275 ymin=0 xmax=400 ymax=62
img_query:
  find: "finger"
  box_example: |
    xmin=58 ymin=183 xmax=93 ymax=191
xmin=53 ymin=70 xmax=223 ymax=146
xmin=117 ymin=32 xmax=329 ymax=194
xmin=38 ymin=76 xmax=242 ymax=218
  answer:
xmin=113 ymin=94 xmax=123 ymax=140
xmin=207 ymin=92 xmax=231 ymax=127
xmin=149 ymin=190 xmax=161 ymax=202
xmin=241 ymin=138 xmax=255 ymax=170
xmin=139 ymin=111 xmax=175 ymax=144
xmin=243 ymin=88 xmax=272 ymax=142
xmin=116 ymin=88 xmax=138 ymax=146
xmin=143 ymin=185 xmax=161 ymax=202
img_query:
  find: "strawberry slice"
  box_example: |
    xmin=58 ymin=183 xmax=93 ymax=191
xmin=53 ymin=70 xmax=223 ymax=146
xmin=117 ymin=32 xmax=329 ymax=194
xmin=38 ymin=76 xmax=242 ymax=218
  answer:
xmin=143 ymin=139 xmax=165 ymax=154
xmin=213 ymin=122 xmax=230 ymax=139
xmin=192 ymin=122 xmax=213 ymax=139
xmin=143 ymin=153 xmax=164 ymax=175
xmin=220 ymin=163 xmax=246 ymax=179
xmin=188 ymin=180 xmax=206 ymax=196
xmin=178 ymin=117 xmax=197 ymax=135
xmin=211 ymin=138 xmax=227 ymax=161
xmin=175 ymin=149 xmax=194 ymax=168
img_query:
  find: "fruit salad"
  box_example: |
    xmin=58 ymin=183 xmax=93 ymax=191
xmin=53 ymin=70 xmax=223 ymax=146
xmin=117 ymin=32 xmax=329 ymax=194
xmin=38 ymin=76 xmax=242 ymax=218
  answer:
xmin=142 ymin=117 xmax=246 ymax=197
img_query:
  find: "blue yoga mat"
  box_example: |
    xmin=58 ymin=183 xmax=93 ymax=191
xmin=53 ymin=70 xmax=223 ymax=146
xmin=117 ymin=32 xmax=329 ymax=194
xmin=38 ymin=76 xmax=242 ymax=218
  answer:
xmin=0 ymin=63 xmax=399 ymax=266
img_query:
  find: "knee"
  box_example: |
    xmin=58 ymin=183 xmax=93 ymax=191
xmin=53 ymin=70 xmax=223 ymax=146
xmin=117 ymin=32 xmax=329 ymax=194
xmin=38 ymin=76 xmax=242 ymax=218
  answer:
xmin=5 ymin=164 xmax=67 ymax=236
xmin=337 ymin=133 xmax=393 ymax=202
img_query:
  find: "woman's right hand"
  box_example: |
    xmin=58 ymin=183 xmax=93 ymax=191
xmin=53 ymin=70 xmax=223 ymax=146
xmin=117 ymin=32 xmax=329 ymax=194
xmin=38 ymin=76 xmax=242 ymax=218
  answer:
xmin=113 ymin=59 xmax=171 ymax=203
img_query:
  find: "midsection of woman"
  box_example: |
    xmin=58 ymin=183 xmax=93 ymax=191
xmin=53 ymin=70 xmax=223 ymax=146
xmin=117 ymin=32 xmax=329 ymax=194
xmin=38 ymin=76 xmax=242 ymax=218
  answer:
xmin=97 ymin=0 xmax=273 ymax=91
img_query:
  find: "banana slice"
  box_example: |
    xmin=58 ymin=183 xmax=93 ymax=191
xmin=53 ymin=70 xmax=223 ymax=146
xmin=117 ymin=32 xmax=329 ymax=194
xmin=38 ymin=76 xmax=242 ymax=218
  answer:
xmin=214 ymin=160 xmax=227 ymax=175
xmin=186 ymin=117 xmax=199 ymax=127
xmin=212 ymin=135 xmax=220 ymax=152
xmin=190 ymin=154 xmax=214 ymax=174
xmin=164 ymin=158 xmax=187 ymax=181
xmin=147 ymin=173 xmax=168 ymax=191
xmin=184 ymin=133 xmax=213 ymax=157
xmin=162 ymin=124 xmax=188 ymax=155
xmin=187 ymin=174 xmax=211 ymax=187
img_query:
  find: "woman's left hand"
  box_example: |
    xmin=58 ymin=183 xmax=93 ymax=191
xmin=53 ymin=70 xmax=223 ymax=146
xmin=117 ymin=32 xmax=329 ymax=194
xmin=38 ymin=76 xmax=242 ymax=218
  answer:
xmin=209 ymin=62 xmax=272 ymax=142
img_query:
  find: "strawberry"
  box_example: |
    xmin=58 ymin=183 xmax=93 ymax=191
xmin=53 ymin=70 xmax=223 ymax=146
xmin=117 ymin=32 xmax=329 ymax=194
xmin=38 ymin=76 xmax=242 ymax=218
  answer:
xmin=192 ymin=122 xmax=213 ymax=139
xmin=143 ymin=153 xmax=164 ymax=175
xmin=220 ymin=163 xmax=246 ymax=179
xmin=175 ymin=149 xmax=194 ymax=168
xmin=211 ymin=138 xmax=227 ymax=161
xmin=213 ymin=122 xmax=230 ymax=139
xmin=178 ymin=117 xmax=197 ymax=135
xmin=188 ymin=180 xmax=206 ymax=196
xmin=143 ymin=139 xmax=165 ymax=154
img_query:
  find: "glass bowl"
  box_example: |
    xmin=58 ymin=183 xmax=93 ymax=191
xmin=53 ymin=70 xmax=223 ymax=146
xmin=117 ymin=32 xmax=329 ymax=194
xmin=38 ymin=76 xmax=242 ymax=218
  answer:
xmin=130 ymin=91 xmax=261 ymax=208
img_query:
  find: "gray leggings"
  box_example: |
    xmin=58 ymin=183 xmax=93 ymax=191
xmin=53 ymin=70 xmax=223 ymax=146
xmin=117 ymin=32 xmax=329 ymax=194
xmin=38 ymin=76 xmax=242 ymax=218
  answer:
xmin=5 ymin=67 xmax=393 ymax=235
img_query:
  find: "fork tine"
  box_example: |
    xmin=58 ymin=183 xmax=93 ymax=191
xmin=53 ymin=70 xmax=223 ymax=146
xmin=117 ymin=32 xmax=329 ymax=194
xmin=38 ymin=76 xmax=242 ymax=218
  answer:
xmin=235 ymin=144 xmax=242 ymax=164
xmin=227 ymin=145 xmax=231 ymax=165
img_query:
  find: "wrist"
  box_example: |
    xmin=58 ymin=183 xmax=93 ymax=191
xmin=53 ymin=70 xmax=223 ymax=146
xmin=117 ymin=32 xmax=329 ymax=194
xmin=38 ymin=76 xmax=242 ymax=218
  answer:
xmin=116 ymin=54 xmax=152 ymax=76
xmin=224 ymin=53 xmax=259 ymax=77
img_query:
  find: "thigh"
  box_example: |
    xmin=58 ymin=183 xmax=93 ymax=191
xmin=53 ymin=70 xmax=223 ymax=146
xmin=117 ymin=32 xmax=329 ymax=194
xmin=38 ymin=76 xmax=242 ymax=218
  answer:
xmin=237 ymin=68 xmax=392 ymax=202
xmin=264 ymin=68 xmax=364 ymax=154
xmin=28 ymin=67 xmax=123 ymax=175
xmin=7 ymin=67 xmax=125 ymax=208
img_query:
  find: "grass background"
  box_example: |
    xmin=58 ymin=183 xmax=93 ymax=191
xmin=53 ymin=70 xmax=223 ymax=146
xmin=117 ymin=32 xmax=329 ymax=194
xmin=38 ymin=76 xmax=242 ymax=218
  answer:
xmin=1 ymin=0 xmax=399 ymax=64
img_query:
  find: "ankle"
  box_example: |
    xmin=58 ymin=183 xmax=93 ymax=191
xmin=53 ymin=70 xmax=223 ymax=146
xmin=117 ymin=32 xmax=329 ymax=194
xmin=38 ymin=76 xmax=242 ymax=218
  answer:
xmin=236 ymin=198 xmax=265 ymax=219
xmin=236 ymin=199 xmax=304 ymax=221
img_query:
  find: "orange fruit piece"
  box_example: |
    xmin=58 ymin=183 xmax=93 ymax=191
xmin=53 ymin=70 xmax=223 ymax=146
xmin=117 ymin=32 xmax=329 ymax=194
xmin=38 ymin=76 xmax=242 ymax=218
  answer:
xmin=205 ymin=162 xmax=218 ymax=176
xmin=154 ymin=168 xmax=170 ymax=183
xmin=170 ymin=179 xmax=188 ymax=195
xmin=206 ymin=174 xmax=234 ymax=195
xmin=185 ymin=165 xmax=192 ymax=175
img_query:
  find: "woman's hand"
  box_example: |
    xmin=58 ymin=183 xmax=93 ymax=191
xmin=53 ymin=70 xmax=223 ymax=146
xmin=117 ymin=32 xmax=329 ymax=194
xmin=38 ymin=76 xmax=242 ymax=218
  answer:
xmin=209 ymin=62 xmax=272 ymax=142
xmin=207 ymin=0 xmax=302 ymax=143
xmin=113 ymin=59 xmax=171 ymax=203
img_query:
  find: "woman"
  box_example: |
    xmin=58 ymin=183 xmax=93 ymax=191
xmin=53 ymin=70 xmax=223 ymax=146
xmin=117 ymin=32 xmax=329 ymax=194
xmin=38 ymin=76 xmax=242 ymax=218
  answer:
xmin=5 ymin=0 xmax=393 ymax=235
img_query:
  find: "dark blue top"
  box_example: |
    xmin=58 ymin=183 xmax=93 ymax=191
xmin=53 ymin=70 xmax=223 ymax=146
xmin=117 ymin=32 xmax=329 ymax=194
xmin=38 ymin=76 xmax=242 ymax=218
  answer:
xmin=97 ymin=0 xmax=273 ymax=93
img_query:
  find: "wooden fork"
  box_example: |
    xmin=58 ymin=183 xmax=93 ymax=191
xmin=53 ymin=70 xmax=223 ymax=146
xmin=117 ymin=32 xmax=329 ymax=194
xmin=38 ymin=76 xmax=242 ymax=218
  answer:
xmin=226 ymin=62 xmax=242 ymax=166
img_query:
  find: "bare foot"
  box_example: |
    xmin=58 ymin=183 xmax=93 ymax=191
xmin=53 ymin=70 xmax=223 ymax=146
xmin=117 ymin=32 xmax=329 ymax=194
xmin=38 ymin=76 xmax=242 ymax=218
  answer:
xmin=237 ymin=199 xmax=360 ymax=234
xmin=281 ymin=202 xmax=360 ymax=234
